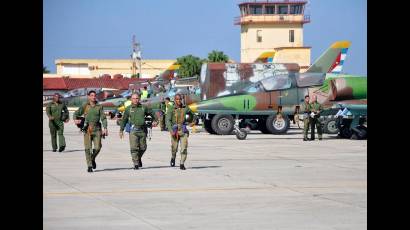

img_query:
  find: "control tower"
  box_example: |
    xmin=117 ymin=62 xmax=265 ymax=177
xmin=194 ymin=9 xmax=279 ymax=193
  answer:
xmin=235 ymin=0 xmax=311 ymax=72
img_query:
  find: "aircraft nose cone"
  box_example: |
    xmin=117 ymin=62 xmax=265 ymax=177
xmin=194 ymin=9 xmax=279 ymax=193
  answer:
xmin=188 ymin=103 xmax=198 ymax=113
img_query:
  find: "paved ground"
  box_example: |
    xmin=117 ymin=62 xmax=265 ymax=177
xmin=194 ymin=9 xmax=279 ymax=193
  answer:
xmin=43 ymin=112 xmax=367 ymax=230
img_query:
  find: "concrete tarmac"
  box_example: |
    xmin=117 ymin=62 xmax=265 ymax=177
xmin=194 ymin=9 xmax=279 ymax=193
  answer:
xmin=43 ymin=112 xmax=366 ymax=230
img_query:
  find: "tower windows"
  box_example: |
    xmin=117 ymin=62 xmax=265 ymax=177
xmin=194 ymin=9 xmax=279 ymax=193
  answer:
xmin=265 ymin=6 xmax=275 ymax=14
xmin=278 ymin=5 xmax=288 ymax=14
xmin=250 ymin=5 xmax=262 ymax=14
xmin=290 ymin=5 xmax=303 ymax=14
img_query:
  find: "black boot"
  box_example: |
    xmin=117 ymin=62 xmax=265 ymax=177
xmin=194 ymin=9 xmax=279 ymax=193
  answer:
xmin=180 ymin=164 xmax=186 ymax=170
xmin=92 ymin=160 xmax=97 ymax=169
xmin=87 ymin=167 xmax=93 ymax=173
xmin=138 ymin=159 xmax=142 ymax=167
xmin=170 ymin=158 xmax=175 ymax=167
xmin=58 ymin=146 xmax=65 ymax=152
xmin=52 ymin=149 xmax=57 ymax=152
xmin=134 ymin=165 xmax=139 ymax=170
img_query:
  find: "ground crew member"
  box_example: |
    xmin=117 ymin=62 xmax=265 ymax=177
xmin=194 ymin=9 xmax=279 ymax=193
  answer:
xmin=162 ymin=97 xmax=173 ymax=131
xmin=74 ymin=90 xmax=108 ymax=173
xmin=46 ymin=93 xmax=69 ymax=152
xmin=165 ymin=97 xmax=173 ymax=114
xmin=309 ymin=95 xmax=323 ymax=140
xmin=166 ymin=94 xmax=196 ymax=170
xmin=159 ymin=97 xmax=166 ymax=131
xmin=141 ymin=86 xmax=148 ymax=100
xmin=119 ymin=93 xmax=157 ymax=170
xmin=302 ymin=95 xmax=311 ymax=141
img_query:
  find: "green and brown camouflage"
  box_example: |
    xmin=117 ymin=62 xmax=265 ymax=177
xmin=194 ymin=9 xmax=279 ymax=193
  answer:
xmin=190 ymin=72 xmax=366 ymax=135
xmin=187 ymin=41 xmax=367 ymax=135
xmin=190 ymin=74 xmax=366 ymax=115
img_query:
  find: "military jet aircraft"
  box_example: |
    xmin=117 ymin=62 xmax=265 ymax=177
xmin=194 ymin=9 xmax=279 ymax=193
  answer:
xmin=187 ymin=41 xmax=366 ymax=136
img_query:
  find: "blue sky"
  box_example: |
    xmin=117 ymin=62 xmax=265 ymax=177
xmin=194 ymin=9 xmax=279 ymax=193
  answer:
xmin=43 ymin=0 xmax=367 ymax=75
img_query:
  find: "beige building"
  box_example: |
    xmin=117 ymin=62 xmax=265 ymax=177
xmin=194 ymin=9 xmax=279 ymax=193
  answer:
xmin=235 ymin=0 xmax=311 ymax=72
xmin=54 ymin=59 xmax=176 ymax=78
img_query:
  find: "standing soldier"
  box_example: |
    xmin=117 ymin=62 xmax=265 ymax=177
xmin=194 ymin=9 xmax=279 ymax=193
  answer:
xmin=46 ymin=93 xmax=69 ymax=152
xmin=166 ymin=94 xmax=196 ymax=170
xmin=302 ymin=95 xmax=311 ymax=141
xmin=141 ymin=86 xmax=148 ymax=100
xmin=119 ymin=93 xmax=156 ymax=170
xmin=73 ymin=90 xmax=108 ymax=173
xmin=159 ymin=97 xmax=166 ymax=131
xmin=165 ymin=97 xmax=173 ymax=114
xmin=309 ymin=95 xmax=323 ymax=140
xmin=163 ymin=97 xmax=173 ymax=131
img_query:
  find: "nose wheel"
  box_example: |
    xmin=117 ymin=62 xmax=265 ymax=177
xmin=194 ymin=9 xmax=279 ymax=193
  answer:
xmin=234 ymin=118 xmax=248 ymax=140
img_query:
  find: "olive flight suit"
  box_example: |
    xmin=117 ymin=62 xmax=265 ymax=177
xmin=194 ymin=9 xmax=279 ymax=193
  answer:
xmin=166 ymin=105 xmax=195 ymax=165
xmin=159 ymin=101 xmax=166 ymax=131
xmin=302 ymin=102 xmax=311 ymax=140
xmin=120 ymin=103 xmax=155 ymax=167
xmin=309 ymin=101 xmax=323 ymax=140
xmin=46 ymin=101 xmax=69 ymax=151
xmin=74 ymin=102 xmax=107 ymax=168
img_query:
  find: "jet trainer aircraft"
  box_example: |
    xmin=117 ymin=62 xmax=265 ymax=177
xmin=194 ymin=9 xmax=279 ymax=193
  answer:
xmin=187 ymin=41 xmax=366 ymax=136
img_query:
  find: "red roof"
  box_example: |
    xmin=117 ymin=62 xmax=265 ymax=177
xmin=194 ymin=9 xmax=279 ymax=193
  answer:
xmin=43 ymin=78 xmax=67 ymax=89
xmin=43 ymin=78 xmax=147 ymax=90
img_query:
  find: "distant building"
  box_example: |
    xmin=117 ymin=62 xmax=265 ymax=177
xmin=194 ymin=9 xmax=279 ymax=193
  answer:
xmin=235 ymin=0 xmax=311 ymax=72
xmin=53 ymin=59 xmax=176 ymax=78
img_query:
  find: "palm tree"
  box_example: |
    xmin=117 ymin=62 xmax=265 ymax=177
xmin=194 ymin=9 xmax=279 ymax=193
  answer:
xmin=176 ymin=55 xmax=203 ymax=78
xmin=207 ymin=50 xmax=229 ymax=63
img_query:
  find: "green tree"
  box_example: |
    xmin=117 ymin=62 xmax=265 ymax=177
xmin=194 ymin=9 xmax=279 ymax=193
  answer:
xmin=176 ymin=55 xmax=203 ymax=78
xmin=207 ymin=50 xmax=229 ymax=63
xmin=43 ymin=66 xmax=50 ymax=73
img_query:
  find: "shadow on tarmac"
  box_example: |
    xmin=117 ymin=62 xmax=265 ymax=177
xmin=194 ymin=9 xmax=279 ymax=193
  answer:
xmin=93 ymin=167 xmax=133 ymax=172
xmin=93 ymin=165 xmax=221 ymax=172
xmin=62 ymin=149 xmax=84 ymax=153
xmin=243 ymin=136 xmax=349 ymax=141
xmin=44 ymin=149 xmax=83 ymax=153
xmin=189 ymin=166 xmax=221 ymax=169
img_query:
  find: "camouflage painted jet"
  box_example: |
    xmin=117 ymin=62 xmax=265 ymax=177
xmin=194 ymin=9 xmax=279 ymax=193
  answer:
xmin=43 ymin=88 xmax=124 ymax=108
xmin=199 ymin=41 xmax=350 ymax=101
xmin=188 ymin=41 xmax=366 ymax=135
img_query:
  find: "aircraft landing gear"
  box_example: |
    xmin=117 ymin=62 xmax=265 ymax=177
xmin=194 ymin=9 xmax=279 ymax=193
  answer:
xmin=233 ymin=118 xmax=248 ymax=140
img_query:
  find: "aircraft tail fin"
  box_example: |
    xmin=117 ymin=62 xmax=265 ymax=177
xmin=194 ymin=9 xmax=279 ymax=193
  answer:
xmin=306 ymin=41 xmax=351 ymax=73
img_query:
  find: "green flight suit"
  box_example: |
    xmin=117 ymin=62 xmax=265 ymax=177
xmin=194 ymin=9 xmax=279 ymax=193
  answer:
xmin=165 ymin=102 xmax=174 ymax=114
xmin=309 ymin=101 xmax=323 ymax=140
xmin=302 ymin=102 xmax=311 ymax=140
xmin=166 ymin=105 xmax=195 ymax=165
xmin=74 ymin=102 xmax=107 ymax=167
xmin=159 ymin=102 xmax=166 ymax=131
xmin=120 ymin=103 xmax=155 ymax=166
xmin=46 ymin=101 xmax=68 ymax=151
